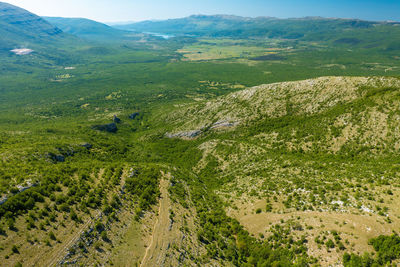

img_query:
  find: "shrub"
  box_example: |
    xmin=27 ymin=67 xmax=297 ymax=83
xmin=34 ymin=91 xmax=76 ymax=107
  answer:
xmin=95 ymin=221 xmax=104 ymax=233
xmin=59 ymin=203 xmax=70 ymax=212
xmin=101 ymin=231 xmax=108 ymax=241
xmin=7 ymin=218 xmax=15 ymax=230
xmin=94 ymin=241 xmax=101 ymax=250
xmin=369 ymin=234 xmax=400 ymax=264
xmin=326 ymin=239 xmax=335 ymax=249
xmin=70 ymin=209 xmax=79 ymax=222
xmin=11 ymin=245 xmax=19 ymax=254
xmin=265 ymin=203 xmax=272 ymax=212
xmin=49 ymin=231 xmax=56 ymax=240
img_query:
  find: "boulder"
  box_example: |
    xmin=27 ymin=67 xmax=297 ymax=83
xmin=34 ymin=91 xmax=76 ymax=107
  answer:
xmin=165 ymin=130 xmax=201 ymax=139
xmin=210 ymin=120 xmax=239 ymax=129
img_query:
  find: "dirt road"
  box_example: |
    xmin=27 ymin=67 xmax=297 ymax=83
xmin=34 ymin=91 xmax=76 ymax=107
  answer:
xmin=140 ymin=175 xmax=171 ymax=267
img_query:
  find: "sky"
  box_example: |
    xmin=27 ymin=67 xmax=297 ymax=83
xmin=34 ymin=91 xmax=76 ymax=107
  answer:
xmin=4 ymin=0 xmax=400 ymax=23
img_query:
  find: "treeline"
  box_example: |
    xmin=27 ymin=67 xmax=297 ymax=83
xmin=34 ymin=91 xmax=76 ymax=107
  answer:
xmin=0 ymin=164 xmax=120 ymax=225
xmin=344 ymin=234 xmax=400 ymax=266
xmin=124 ymin=166 xmax=160 ymax=220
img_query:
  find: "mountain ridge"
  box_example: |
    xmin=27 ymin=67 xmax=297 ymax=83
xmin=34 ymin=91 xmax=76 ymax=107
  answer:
xmin=115 ymin=14 xmax=400 ymax=37
xmin=44 ymin=16 xmax=132 ymax=41
xmin=164 ymin=76 xmax=400 ymax=135
xmin=0 ymin=2 xmax=65 ymax=50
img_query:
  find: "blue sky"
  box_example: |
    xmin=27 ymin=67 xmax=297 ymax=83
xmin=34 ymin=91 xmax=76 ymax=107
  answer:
xmin=5 ymin=0 xmax=400 ymax=22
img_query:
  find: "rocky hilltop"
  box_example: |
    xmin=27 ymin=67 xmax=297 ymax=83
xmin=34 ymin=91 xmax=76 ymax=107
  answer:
xmin=163 ymin=76 xmax=400 ymax=265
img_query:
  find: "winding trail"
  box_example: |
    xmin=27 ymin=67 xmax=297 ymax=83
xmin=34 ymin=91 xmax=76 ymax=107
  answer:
xmin=140 ymin=174 xmax=170 ymax=267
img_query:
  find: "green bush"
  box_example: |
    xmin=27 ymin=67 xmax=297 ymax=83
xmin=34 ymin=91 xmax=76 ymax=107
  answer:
xmin=369 ymin=234 xmax=400 ymax=264
xmin=49 ymin=231 xmax=56 ymax=240
xmin=11 ymin=245 xmax=19 ymax=254
xmin=125 ymin=167 xmax=160 ymax=212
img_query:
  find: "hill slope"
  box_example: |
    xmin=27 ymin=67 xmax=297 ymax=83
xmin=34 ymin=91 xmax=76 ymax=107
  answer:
xmin=0 ymin=2 xmax=64 ymax=51
xmin=116 ymin=15 xmax=400 ymax=50
xmin=116 ymin=15 xmax=398 ymax=37
xmin=44 ymin=17 xmax=132 ymax=41
xmin=161 ymin=76 xmax=400 ymax=265
xmin=165 ymin=76 xmax=400 ymax=135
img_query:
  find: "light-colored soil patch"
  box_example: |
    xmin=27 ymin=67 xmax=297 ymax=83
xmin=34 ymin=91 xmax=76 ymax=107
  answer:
xmin=106 ymin=205 xmax=150 ymax=267
xmin=10 ymin=48 xmax=33 ymax=55
xmin=110 ymin=218 xmax=146 ymax=266
xmin=177 ymin=38 xmax=287 ymax=61
xmin=228 ymin=196 xmax=400 ymax=266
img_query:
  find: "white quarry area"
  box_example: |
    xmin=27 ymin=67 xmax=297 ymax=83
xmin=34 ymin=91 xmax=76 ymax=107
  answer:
xmin=11 ymin=48 xmax=34 ymax=55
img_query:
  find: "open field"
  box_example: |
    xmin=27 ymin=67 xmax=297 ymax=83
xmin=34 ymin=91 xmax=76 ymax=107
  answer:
xmin=177 ymin=38 xmax=290 ymax=61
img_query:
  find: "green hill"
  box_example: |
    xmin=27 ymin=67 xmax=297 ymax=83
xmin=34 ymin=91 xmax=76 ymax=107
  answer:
xmin=160 ymin=76 xmax=400 ymax=265
xmin=0 ymin=2 xmax=66 ymax=51
xmin=116 ymin=15 xmax=400 ymax=49
xmin=44 ymin=17 xmax=133 ymax=41
xmin=115 ymin=15 xmax=393 ymax=37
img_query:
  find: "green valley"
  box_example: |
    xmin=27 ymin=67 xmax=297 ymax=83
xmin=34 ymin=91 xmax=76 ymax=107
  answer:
xmin=1 ymin=1 xmax=400 ymax=266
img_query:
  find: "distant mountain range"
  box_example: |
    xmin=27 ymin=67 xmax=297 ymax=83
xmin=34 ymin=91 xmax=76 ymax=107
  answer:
xmin=114 ymin=14 xmax=400 ymax=40
xmin=1 ymin=1 xmax=400 ymax=54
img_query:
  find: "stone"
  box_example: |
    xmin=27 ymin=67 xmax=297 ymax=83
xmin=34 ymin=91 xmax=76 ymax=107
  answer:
xmin=165 ymin=130 xmax=201 ymax=139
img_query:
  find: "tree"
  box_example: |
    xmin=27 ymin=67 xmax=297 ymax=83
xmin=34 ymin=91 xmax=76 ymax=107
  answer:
xmin=11 ymin=245 xmax=19 ymax=254
xmin=49 ymin=231 xmax=56 ymax=240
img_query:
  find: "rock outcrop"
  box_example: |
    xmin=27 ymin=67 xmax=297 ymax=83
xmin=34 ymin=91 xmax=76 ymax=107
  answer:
xmin=165 ymin=130 xmax=202 ymax=139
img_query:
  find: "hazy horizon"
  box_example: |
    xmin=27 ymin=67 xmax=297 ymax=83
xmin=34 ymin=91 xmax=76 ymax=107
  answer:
xmin=3 ymin=0 xmax=400 ymax=23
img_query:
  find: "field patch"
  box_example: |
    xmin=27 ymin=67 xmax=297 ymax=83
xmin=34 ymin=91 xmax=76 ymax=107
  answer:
xmin=177 ymin=39 xmax=291 ymax=61
xmin=249 ymin=54 xmax=286 ymax=61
